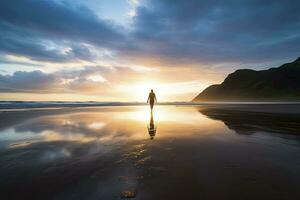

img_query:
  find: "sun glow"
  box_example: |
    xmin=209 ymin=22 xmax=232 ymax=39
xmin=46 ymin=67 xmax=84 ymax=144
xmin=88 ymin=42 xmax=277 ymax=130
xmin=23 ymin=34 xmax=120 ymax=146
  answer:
xmin=116 ymin=79 xmax=204 ymax=102
xmin=117 ymin=79 xmax=179 ymax=102
xmin=129 ymin=82 xmax=169 ymax=102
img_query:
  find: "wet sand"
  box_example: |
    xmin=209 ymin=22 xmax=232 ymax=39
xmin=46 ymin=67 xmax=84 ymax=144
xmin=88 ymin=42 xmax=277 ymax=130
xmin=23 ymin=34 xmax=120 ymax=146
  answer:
xmin=0 ymin=105 xmax=300 ymax=200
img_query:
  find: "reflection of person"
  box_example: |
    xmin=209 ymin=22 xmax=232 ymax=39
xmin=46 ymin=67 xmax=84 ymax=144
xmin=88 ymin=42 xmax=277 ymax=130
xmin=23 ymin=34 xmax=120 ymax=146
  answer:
xmin=147 ymin=89 xmax=157 ymax=110
xmin=147 ymin=111 xmax=157 ymax=139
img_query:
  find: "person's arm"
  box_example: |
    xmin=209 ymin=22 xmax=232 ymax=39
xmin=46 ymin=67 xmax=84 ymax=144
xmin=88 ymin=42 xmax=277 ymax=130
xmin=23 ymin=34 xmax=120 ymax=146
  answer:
xmin=147 ymin=94 xmax=150 ymax=103
xmin=154 ymin=94 xmax=157 ymax=103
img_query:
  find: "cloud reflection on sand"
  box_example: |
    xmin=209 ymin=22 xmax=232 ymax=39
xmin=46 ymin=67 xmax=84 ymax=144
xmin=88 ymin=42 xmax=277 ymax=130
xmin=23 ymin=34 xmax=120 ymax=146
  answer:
xmin=5 ymin=106 xmax=222 ymax=148
xmin=1 ymin=106 xmax=300 ymax=200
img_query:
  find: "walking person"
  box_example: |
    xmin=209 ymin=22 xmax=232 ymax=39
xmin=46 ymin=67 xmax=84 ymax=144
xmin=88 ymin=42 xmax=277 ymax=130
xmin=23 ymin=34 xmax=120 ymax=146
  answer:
xmin=147 ymin=89 xmax=157 ymax=111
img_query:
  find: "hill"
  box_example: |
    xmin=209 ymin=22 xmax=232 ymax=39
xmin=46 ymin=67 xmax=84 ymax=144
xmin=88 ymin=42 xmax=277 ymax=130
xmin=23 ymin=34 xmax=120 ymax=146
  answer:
xmin=193 ymin=57 xmax=300 ymax=101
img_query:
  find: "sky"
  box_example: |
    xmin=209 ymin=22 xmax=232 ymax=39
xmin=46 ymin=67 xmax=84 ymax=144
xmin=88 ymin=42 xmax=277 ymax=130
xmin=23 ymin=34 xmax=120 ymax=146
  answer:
xmin=0 ymin=0 xmax=300 ymax=102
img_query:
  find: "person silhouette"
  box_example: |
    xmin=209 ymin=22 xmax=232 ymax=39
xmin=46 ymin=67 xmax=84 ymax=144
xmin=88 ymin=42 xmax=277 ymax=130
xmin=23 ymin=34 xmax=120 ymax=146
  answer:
xmin=147 ymin=111 xmax=156 ymax=139
xmin=147 ymin=89 xmax=157 ymax=111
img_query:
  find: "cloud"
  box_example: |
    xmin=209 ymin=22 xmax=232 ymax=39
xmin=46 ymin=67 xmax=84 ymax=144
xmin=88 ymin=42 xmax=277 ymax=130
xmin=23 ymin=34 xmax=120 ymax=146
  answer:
xmin=0 ymin=60 xmax=235 ymax=101
xmin=126 ymin=0 xmax=300 ymax=64
xmin=1 ymin=0 xmax=299 ymax=66
xmin=0 ymin=65 xmax=147 ymax=94
xmin=0 ymin=70 xmax=60 ymax=92
xmin=0 ymin=68 xmax=101 ymax=93
xmin=0 ymin=0 xmax=124 ymax=62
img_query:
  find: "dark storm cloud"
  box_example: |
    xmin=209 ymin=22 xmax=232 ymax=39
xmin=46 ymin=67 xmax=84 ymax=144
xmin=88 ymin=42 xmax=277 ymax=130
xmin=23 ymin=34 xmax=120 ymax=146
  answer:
xmin=0 ymin=0 xmax=300 ymax=64
xmin=129 ymin=0 xmax=300 ymax=64
xmin=0 ymin=0 xmax=124 ymax=62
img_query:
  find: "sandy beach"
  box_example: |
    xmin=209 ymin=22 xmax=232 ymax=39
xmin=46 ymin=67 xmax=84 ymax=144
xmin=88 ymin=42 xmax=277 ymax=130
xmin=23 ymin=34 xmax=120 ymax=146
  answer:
xmin=0 ymin=105 xmax=299 ymax=200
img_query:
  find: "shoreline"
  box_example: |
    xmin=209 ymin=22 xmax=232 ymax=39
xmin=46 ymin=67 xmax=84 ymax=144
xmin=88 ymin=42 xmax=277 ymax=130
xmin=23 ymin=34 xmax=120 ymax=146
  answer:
xmin=1 ymin=103 xmax=300 ymax=114
xmin=1 ymin=101 xmax=300 ymax=109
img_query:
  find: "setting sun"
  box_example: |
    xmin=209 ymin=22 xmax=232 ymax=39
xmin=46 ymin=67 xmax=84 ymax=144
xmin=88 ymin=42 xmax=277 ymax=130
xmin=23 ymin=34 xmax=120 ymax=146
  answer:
xmin=116 ymin=80 xmax=168 ymax=102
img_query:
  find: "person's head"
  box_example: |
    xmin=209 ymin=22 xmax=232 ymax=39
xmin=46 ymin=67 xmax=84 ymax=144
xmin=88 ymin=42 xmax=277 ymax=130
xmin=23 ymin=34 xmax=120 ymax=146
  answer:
xmin=151 ymin=89 xmax=154 ymax=93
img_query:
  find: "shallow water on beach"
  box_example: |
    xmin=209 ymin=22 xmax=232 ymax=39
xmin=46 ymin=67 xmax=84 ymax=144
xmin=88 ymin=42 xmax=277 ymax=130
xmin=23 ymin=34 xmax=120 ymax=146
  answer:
xmin=0 ymin=105 xmax=300 ymax=200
